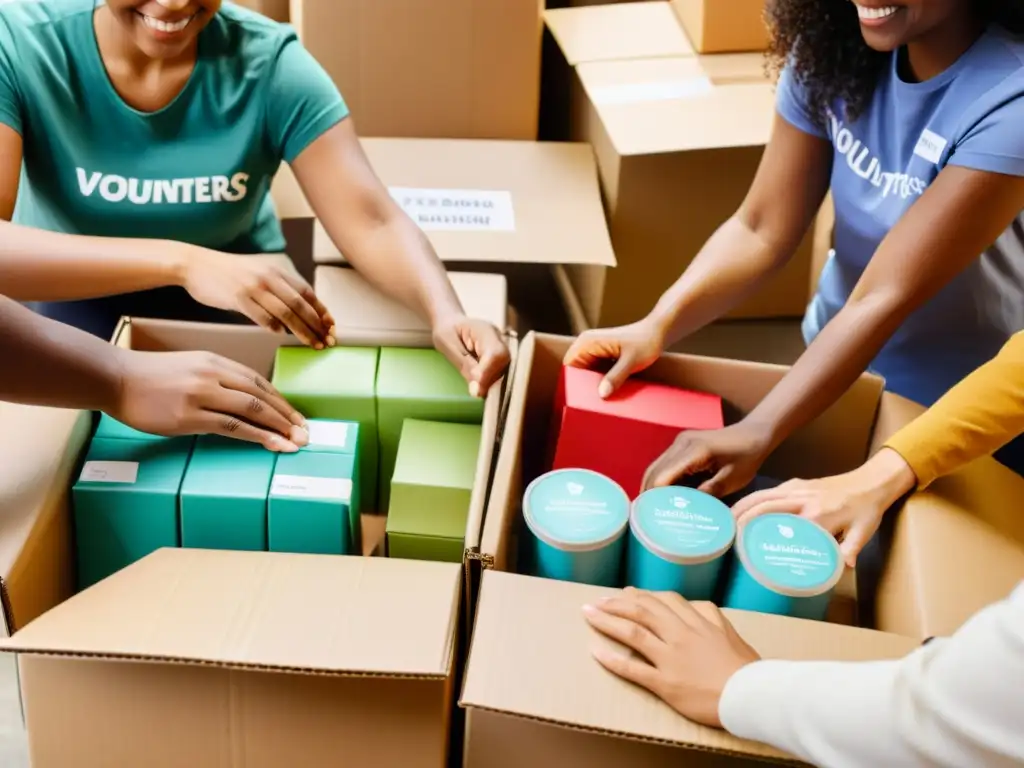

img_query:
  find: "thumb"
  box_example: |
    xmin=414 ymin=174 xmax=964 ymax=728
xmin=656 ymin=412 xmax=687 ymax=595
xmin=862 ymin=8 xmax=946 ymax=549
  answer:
xmin=697 ymin=465 xmax=736 ymax=498
xmin=598 ymin=353 xmax=636 ymax=399
xmin=839 ymin=523 xmax=874 ymax=569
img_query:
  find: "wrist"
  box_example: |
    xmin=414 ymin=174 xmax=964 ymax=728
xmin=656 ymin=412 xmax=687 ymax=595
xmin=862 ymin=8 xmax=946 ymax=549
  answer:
xmin=644 ymin=305 xmax=675 ymax=348
xmin=860 ymin=447 xmax=917 ymax=506
xmin=158 ymin=241 xmax=198 ymax=288
xmin=100 ymin=345 xmax=131 ymax=417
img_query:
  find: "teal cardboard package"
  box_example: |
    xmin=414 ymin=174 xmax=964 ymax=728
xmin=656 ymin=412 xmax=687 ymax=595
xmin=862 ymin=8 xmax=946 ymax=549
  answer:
xmin=179 ymin=435 xmax=276 ymax=552
xmin=73 ymin=435 xmax=194 ymax=589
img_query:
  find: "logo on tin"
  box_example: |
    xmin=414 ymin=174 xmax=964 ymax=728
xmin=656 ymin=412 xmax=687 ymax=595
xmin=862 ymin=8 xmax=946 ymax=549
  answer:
xmin=566 ymin=482 xmax=584 ymax=496
xmin=671 ymin=496 xmax=689 ymax=509
xmin=777 ymin=524 xmax=795 ymax=540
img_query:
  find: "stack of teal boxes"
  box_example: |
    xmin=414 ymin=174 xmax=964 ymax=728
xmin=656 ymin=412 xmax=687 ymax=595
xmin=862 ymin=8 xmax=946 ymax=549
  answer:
xmin=73 ymin=415 xmax=194 ymax=589
xmin=72 ymin=414 xmax=362 ymax=590
xmin=272 ymin=345 xmax=485 ymax=564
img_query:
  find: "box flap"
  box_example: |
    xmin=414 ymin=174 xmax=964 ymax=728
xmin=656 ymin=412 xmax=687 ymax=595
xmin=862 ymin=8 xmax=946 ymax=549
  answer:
xmin=462 ymin=571 xmax=919 ymax=759
xmin=544 ymin=2 xmax=693 ymax=66
xmin=0 ymin=548 xmax=461 ymax=679
xmin=578 ymin=58 xmax=775 ymax=156
xmin=315 ymin=266 xmax=508 ymax=339
xmin=698 ymin=52 xmax=772 ymax=84
xmin=313 ymin=138 xmax=616 ymax=268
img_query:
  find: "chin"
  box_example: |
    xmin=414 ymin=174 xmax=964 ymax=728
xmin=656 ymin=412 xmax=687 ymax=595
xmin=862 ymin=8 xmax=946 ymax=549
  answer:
xmin=860 ymin=30 xmax=905 ymax=52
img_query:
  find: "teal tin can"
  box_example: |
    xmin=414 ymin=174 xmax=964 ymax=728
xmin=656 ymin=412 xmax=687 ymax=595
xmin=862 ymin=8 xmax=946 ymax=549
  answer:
xmin=522 ymin=469 xmax=630 ymax=587
xmin=625 ymin=487 xmax=736 ymax=599
xmin=723 ymin=513 xmax=843 ymax=620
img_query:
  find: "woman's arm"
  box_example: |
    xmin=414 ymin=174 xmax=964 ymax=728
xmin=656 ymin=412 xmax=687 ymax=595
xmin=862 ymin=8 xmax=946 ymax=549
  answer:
xmin=290 ymin=120 xmax=510 ymax=392
xmin=744 ymin=166 xmax=1024 ymax=455
xmin=647 ymin=116 xmax=833 ymax=344
xmin=885 ymin=331 xmax=1024 ymax=488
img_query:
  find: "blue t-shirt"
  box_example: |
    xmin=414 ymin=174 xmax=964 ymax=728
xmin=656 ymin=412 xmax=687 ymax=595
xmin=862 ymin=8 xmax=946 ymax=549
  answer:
xmin=0 ymin=0 xmax=348 ymax=253
xmin=778 ymin=28 xmax=1024 ymax=406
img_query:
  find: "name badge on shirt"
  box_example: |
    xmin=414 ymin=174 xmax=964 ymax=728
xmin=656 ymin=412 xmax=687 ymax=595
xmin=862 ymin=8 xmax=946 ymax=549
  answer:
xmin=914 ymin=129 xmax=949 ymax=164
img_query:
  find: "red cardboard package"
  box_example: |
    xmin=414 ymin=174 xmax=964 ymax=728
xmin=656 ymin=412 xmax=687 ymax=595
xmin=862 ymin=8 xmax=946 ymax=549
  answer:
xmin=550 ymin=366 xmax=725 ymax=498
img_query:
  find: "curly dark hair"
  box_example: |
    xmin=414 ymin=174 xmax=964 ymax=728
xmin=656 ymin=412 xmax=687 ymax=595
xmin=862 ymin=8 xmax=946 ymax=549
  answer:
xmin=766 ymin=0 xmax=1024 ymax=124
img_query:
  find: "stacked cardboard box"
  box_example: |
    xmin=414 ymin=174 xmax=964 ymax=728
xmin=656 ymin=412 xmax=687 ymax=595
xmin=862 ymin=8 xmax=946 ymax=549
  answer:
xmin=231 ymin=0 xmax=289 ymax=22
xmin=289 ymin=0 xmax=543 ymax=140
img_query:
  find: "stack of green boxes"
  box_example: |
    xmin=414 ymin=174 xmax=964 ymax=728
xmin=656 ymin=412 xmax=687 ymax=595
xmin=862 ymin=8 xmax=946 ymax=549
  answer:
xmin=72 ymin=414 xmax=361 ymax=590
xmin=273 ymin=345 xmax=484 ymax=563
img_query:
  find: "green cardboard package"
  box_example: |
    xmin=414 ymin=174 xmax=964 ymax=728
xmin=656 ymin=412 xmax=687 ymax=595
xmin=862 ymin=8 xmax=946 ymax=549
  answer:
xmin=376 ymin=348 xmax=483 ymax=510
xmin=179 ymin=435 xmax=276 ymax=552
xmin=73 ymin=434 xmax=194 ymax=589
xmin=272 ymin=346 xmax=379 ymax=510
xmin=387 ymin=419 xmax=481 ymax=563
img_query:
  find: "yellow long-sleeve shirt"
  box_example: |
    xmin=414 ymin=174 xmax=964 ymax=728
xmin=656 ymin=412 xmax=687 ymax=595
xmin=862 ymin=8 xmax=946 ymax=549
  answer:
xmin=884 ymin=331 xmax=1024 ymax=488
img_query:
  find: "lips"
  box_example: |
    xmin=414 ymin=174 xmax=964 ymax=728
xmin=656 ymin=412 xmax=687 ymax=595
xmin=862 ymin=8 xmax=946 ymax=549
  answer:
xmin=138 ymin=12 xmax=195 ymax=34
xmin=854 ymin=3 xmax=900 ymax=21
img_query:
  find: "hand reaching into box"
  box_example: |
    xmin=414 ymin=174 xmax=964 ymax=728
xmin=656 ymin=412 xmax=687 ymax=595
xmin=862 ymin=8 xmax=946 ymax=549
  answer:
xmin=563 ymin=320 xmax=666 ymax=398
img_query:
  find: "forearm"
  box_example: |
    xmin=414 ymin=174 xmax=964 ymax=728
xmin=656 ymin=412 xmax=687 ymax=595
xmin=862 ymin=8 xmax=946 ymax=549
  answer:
xmin=0 ymin=220 xmax=189 ymax=301
xmin=0 ymin=295 xmax=123 ymax=411
xmin=720 ymin=584 xmax=1024 ymax=767
xmin=647 ymin=215 xmax=793 ymax=345
xmin=744 ymin=294 xmax=901 ymax=452
xmin=338 ymin=213 xmax=465 ymax=326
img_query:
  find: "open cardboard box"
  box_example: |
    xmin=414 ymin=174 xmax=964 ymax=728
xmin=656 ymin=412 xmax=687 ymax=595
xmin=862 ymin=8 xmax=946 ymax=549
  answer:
xmin=460 ymin=332 xmax=1024 ymax=765
xmin=0 ymin=265 xmax=509 ymax=765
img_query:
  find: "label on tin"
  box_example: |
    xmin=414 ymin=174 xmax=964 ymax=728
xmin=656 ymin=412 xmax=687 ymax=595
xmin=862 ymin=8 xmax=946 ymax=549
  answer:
xmin=632 ymin=487 xmax=734 ymax=559
xmin=525 ymin=470 xmax=629 ymax=546
xmin=80 ymin=461 xmax=139 ymax=484
xmin=741 ymin=513 xmax=840 ymax=591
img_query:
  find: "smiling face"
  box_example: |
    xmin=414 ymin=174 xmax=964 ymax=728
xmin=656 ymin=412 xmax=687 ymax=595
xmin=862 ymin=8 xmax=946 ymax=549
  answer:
xmin=104 ymin=0 xmax=221 ymax=59
xmin=849 ymin=0 xmax=970 ymax=52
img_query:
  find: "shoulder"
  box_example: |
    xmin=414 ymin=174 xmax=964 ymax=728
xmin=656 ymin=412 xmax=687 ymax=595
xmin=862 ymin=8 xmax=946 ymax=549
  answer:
xmin=204 ymin=2 xmax=303 ymax=75
xmin=955 ymin=29 xmax=1024 ymax=124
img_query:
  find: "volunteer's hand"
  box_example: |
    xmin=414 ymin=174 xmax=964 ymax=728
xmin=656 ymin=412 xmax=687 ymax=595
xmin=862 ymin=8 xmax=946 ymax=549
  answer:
xmin=432 ymin=314 xmax=511 ymax=397
xmin=563 ymin=319 xmax=666 ymax=398
xmin=731 ymin=447 xmax=917 ymax=567
xmin=111 ymin=349 xmax=309 ymax=452
xmin=180 ymin=250 xmax=336 ymax=349
xmin=642 ymin=422 xmax=771 ymax=498
xmin=583 ymin=588 xmax=760 ymax=728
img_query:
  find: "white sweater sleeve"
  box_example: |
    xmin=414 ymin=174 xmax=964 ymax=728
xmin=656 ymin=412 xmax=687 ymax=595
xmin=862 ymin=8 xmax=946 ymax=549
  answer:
xmin=719 ymin=582 xmax=1024 ymax=768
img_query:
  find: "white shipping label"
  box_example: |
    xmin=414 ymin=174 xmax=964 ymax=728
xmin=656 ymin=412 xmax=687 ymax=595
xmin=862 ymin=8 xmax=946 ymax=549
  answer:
xmin=589 ymin=77 xmax=714 ymax=106
xmin=389 ymin=187 xmax=516 ymax=232
xmin=306 ymin=421 xmax=350 ymax=448
xmin=271 ymin=475 xmax=352 ymax=502
xmin=80 ymin=461 xmax=139 ymax=484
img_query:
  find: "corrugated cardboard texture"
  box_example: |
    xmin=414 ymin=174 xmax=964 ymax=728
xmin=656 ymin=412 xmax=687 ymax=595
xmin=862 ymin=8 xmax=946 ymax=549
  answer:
xmin=315 ymin=266 xmax=508 ymax=339
xmin=461 ymin=571 xmax=918 ymax=764
xmin=312 ymin=138 xmax=616 ymax=271
xmin=544 ymin=2 xmax=693 ymax=64
xmin=3 ymin=548 xmax=460 ymax=677
xmin=290 ymin=0 xmax=542 ymax=140
xmin=21 ymin=655 xmax=450 ymax=768
xmin=671 ymin=0 xmax=769 ymax=54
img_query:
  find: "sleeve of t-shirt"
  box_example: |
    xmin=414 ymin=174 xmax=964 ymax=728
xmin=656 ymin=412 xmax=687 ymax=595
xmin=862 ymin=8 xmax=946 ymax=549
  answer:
xmin=265 ymin=37 xmax=350 ymax=165
xmin=775 ymin=66 xmax=827 ymax=139
xmin=949 ymin=83 xmax=1024 ymax=177
xmin=0 ymin=15 xmax=23 ymax=135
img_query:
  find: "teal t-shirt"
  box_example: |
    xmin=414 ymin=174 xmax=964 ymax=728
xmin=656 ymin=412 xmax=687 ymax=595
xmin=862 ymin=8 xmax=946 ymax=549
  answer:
xmin=0 ymin=0 xmax=348 ymax=253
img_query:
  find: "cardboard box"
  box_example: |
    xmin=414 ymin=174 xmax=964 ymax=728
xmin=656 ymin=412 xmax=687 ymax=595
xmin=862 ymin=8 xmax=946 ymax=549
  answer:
xmin=231 ymin=0 xmax=289 ymax=22
xmin=0 ymin=308 xmax=505 ymax=765
xmin=73 ymin=436 xmax=193 ymax=590
xmin=550 ymin=366 xmax=723 ymax=498
xmin=179 ymin=435 xmax=276 ymax=552
xmin=269 ymin=449 xmax=359 ymax=555
xmin=272 ymin=346 xmax=380 ymax=510
xmin=376 ymin=348 xmax=484 ymax=511
xmin=310 ymin=139 xmax=616 ymax=282
xmin=461 ymin=332 xmax=1024 ymax=764
xmin=388 ymin=420 xmax=483 ymax=564
xmin=289 ymin=0 xmax=542 ymax=140
xmin=671 ymin=0 xmax=769 ymax=53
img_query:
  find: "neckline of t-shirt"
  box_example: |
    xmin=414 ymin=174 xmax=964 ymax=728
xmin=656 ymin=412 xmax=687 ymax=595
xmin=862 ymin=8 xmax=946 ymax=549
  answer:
xmin=84 ymin=4 xmax=206 ymax=119
xmin=891 ymin=29 xmax=988 ymax=94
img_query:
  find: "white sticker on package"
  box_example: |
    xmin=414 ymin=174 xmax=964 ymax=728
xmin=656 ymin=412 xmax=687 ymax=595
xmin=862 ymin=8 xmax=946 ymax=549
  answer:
xmin=389 ymin=187 xmax=515 ymax=232
xmin=80 ymin=461 xmax=139 ymax=484
xmin=306 ymin=421 xmax=350 ymax=448
xmin=589 ymin=77 xmax=714 ymax=106
xmin=271 ymin=475 xmax=352 ymax=502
